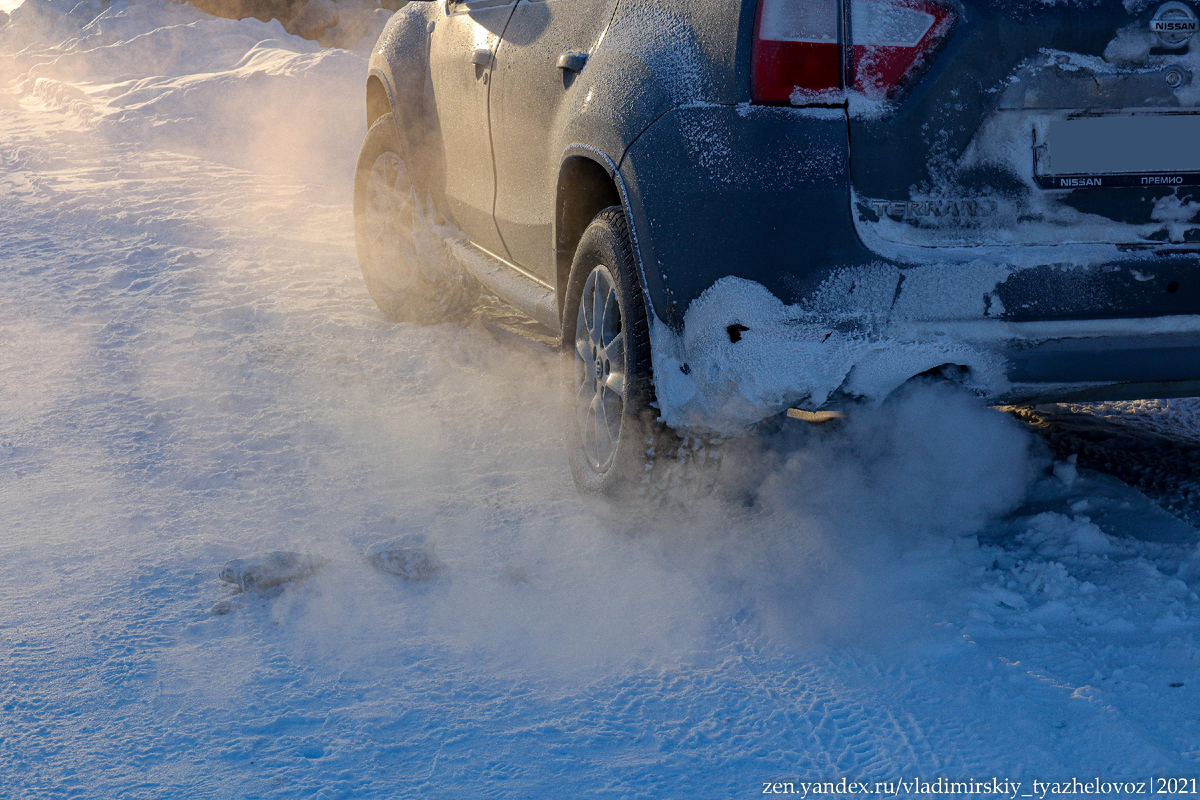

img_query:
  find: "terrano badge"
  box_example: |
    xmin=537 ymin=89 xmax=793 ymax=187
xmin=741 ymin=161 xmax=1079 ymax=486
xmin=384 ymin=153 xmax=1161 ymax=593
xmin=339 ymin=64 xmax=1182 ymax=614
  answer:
xmin=1151 ymin=2 xmax=1198 ymax=49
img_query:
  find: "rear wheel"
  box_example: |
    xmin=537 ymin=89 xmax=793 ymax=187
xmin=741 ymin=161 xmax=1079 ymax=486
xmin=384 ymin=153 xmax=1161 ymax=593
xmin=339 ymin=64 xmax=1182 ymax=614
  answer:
xmin=353 ymin=113 xmax=476 ymax=323
xmin=563 ymin=207 xmax=721 ymax=507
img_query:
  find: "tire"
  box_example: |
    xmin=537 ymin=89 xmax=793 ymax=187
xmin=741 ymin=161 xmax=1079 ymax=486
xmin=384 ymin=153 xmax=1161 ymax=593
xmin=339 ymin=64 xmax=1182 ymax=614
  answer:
xmin=562 ymin=207 xmax=721 ymax=508
xmin=353 ymin=113 xmax=476 ymax=323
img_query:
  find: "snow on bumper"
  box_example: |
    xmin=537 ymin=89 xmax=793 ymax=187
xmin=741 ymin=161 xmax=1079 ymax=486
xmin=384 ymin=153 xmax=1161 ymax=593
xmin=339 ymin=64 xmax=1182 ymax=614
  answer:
xmin=651 ymin=277 xmax=1007 ymax=437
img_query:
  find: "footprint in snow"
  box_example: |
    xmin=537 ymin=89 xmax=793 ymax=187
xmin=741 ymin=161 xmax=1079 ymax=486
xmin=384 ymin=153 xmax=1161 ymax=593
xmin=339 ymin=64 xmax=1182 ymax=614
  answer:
xmin=219 ymin=550 xmax=327 ymax=593
xmin=210 ymin=538 xmax=442 ymax=614
xmin=210 ymin=551 xmax=327 ymax=614
xmin=364 ymin=533 xmax=440 ymax=581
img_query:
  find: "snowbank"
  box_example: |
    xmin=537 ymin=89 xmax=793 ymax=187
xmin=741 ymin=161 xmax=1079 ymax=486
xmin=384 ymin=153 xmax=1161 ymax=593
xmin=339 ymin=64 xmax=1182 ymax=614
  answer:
xmin=186 ymin=0 xmax=394 ymax=49
xmin=0 ymin=0 xmax=369 ymax=187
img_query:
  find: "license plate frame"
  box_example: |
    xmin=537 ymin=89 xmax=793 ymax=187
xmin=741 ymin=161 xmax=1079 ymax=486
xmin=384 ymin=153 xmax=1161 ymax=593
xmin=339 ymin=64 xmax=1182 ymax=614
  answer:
xmin=1033 ymin=112 xmax=1200 ymax=189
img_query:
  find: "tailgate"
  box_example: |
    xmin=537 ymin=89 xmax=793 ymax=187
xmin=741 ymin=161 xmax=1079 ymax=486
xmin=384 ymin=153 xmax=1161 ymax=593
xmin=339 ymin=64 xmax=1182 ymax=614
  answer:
xmin=848 ymin=0 xmax=1200 ymax=252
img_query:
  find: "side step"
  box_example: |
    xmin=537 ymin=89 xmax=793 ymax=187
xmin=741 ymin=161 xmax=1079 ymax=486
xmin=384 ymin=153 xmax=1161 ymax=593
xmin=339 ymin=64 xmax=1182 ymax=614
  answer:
xmin=445 ymin=239 xmax=561 ymax=335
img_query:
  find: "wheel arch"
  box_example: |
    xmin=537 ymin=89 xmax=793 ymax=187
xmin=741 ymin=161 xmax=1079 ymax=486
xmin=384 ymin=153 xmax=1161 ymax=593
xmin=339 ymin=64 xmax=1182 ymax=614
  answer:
xmin=555 ymin=145 xmax=657 ymax=331
xmin=555 ymin=152 xmax=621 ymax=321
xmin=368 ymin=3 xmax=443 ymax=207
xmin=365 ymin=70 xmax=393 ymax=130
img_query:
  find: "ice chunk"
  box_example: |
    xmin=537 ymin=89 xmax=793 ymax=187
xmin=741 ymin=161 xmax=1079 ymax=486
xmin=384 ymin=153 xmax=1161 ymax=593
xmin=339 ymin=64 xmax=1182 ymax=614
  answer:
xmin=219 ymin=551 xmax=327 ymax=592
xmin=1053 ymin=454 xmax=1078 ymax=487
xmin=982 ymin=585 xmax=1028 ymax=611
xmin=1020 ymin=512 xmax=1115 ymax=557
xmin=365 ymin=534 xmax=440 ymax=581
xmin=1152 ymin=613 xmax=1187 ymax=633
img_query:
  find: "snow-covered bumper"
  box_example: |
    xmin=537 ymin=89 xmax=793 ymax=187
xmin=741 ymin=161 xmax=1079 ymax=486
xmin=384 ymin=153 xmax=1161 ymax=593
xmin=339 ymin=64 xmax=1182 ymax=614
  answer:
xmin=652 ymin=276 xmax=1200 ymax=437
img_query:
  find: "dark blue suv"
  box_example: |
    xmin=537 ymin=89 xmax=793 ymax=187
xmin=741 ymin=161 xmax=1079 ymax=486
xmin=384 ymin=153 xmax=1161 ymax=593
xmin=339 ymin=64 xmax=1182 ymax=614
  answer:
xmin=355 ymin=0 xmax=1200 ymax=498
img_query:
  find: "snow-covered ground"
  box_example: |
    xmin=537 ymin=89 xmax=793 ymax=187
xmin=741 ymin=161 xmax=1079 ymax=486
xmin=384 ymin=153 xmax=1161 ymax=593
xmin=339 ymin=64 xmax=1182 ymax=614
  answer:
xmin=3 ymin=2 xmax=1200 ymax=797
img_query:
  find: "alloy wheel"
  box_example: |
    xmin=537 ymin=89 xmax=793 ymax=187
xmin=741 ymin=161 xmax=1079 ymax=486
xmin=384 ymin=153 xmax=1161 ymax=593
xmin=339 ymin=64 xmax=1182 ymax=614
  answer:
xmin=574 ymin=264 xmax=627 ymax=472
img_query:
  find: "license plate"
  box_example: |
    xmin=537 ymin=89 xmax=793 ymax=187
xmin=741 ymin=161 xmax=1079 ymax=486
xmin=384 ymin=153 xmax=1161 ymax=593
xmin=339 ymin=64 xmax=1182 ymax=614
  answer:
xmin=1035 ymin=113 xmax=1200 ymax=189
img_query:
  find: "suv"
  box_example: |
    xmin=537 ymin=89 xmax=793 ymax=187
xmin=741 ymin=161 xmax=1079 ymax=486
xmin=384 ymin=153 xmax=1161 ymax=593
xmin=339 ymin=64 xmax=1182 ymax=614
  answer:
xmin=355 ymin=0 xmax=1200 ymax=498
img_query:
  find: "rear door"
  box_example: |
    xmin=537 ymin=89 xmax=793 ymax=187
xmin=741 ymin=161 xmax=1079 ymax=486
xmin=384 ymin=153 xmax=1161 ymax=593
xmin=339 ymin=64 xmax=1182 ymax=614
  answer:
xmin=847 ymin=0 xmax=1200 ymax=251
xmin=428 ymin=0 xmax=517 ymax=256
xmin=489 ymin=0 xmax=619 ymax=283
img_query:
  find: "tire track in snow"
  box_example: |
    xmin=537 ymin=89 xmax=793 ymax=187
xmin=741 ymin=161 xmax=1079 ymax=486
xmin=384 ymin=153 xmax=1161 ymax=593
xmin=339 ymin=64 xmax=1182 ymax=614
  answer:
xmin=1009 ymin=405 xmax=1200 ymax=527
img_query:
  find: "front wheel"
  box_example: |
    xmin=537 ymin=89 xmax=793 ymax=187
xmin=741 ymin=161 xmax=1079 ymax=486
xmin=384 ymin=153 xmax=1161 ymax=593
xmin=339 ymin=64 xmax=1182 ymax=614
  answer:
xmin=562 ymin=207 xmax=721 ymax=508
xmin=352 ymin=113 xmax=476 ymax=323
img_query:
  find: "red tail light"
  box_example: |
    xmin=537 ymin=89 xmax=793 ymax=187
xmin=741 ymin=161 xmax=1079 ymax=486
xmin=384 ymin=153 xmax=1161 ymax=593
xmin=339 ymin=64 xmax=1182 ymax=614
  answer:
xmin=851 ymin=0 xmax=955 ymax=100
xmin=752 ymin=0 xmax=954 ymax=105
xmin=752 ymin=0 xmax=841 ymax=104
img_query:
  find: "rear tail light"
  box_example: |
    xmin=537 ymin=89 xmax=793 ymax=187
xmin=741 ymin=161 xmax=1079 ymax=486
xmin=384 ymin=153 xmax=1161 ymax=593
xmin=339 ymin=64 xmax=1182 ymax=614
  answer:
xmin=751 ymin=0 xmax=954 ymax=105
xmin=752 ymin=0 xmax=841 ymax=104
xmin=851 ymin=0 xmax=954 ymax=100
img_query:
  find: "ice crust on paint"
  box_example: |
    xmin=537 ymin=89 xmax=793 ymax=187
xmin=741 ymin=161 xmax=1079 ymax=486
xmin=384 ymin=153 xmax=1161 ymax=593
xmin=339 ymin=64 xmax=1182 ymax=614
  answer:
xmin=857 ymin=43 xmax=1200 ymax=254
xmin=650 ymin=268 xmax=1200 ymax=437
xmin=646 ymin=14 xmax=1200 ymax=436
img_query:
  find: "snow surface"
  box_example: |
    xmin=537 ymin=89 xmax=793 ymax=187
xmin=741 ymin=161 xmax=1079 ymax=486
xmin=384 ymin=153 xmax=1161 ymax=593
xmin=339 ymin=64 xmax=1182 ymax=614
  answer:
xmin=3 ymin=2 xmax=1200 ymax=797
xmin=1 ymin=0 xmax=366 ymax=185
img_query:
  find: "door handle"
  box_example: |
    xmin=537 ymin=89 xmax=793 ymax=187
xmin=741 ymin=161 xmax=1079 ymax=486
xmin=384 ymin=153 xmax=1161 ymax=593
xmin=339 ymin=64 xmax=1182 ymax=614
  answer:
xmin=472 ymin=47 xmax=492 ymax=66
xmin=557 ymin=51 xmax=588 ymax=73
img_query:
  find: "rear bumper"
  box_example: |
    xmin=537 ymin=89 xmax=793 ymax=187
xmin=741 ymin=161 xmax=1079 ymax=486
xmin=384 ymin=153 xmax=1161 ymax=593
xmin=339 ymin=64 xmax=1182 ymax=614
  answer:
xmin=649 ymin=276 xmax=1200 ymax=436
xmin=907 ymin=317 xmax=1200 ymax=405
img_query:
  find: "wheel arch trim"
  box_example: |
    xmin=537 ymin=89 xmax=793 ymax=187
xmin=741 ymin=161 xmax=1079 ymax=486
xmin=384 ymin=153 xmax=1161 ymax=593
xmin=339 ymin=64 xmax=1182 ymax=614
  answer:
xmin=365 ymin=67 xmax=397 ymax=131
xmin=557 ymin=143 xmax=657 ymax=330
